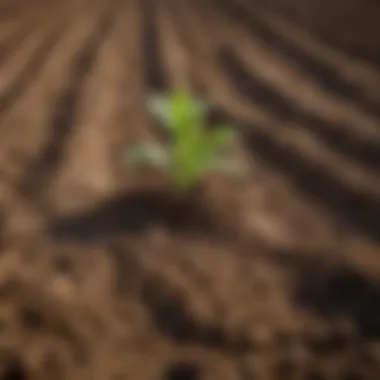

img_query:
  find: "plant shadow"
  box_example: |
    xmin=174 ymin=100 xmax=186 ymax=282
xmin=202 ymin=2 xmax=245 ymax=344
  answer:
xmin=46 ymin=188 xmax=218 ymax=243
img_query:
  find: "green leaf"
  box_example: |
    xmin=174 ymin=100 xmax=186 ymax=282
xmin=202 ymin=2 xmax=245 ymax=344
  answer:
xmin=147 ymin=93 xmax=172 ymax=127
xmin=148 ymin=90 xmax=206 ymax=133
xmin=170 ymin=91 xmax=203 ymax=139
xmin=135 ymin=89 xmax=242 ymax=193
xmin=124 ymin=144 xmax=169 ymax=168
xmin=191 ymin=125 xmax=235 ymax=171
xmin=204 ymin=126 xmax=235 ymax=152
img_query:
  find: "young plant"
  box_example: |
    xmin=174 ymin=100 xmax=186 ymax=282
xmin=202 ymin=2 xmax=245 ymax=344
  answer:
xmin=125 ymin=90 xmax=244 ymax=194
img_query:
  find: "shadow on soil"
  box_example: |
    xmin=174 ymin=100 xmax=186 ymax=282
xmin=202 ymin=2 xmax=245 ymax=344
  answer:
xmin=0 ymin=356 xmax=28 ymax=380
xmin=112 ymin=240 xmax=380 ymax=353
xmin=46 ymin=188 xmax=217 ymax=242
xmin=47 ymin=193 xmax=380 ymax=351
xmin=164 ymin=362 xmax=201 ymax=380
xmin=297 ymin=265 xmax=380 ymax=340
xmin=270 ymin=248 xmax=380 ymax=343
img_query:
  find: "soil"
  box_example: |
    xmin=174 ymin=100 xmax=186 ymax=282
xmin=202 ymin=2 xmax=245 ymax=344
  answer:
xmin=1 ymin=0 xmax=380 ymax=380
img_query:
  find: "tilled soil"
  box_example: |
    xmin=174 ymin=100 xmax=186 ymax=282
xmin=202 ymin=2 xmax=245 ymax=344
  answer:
xmin=1 ymin=0 xmax=380 ymax=379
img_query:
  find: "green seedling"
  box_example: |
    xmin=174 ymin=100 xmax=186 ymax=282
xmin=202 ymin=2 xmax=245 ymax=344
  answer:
xmin=125 ymin=89 xmax=244 ymax=194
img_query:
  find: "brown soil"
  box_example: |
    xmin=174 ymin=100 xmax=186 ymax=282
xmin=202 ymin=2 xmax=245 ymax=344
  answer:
xmin=1 ymin=0 xmax=380 ymax=380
